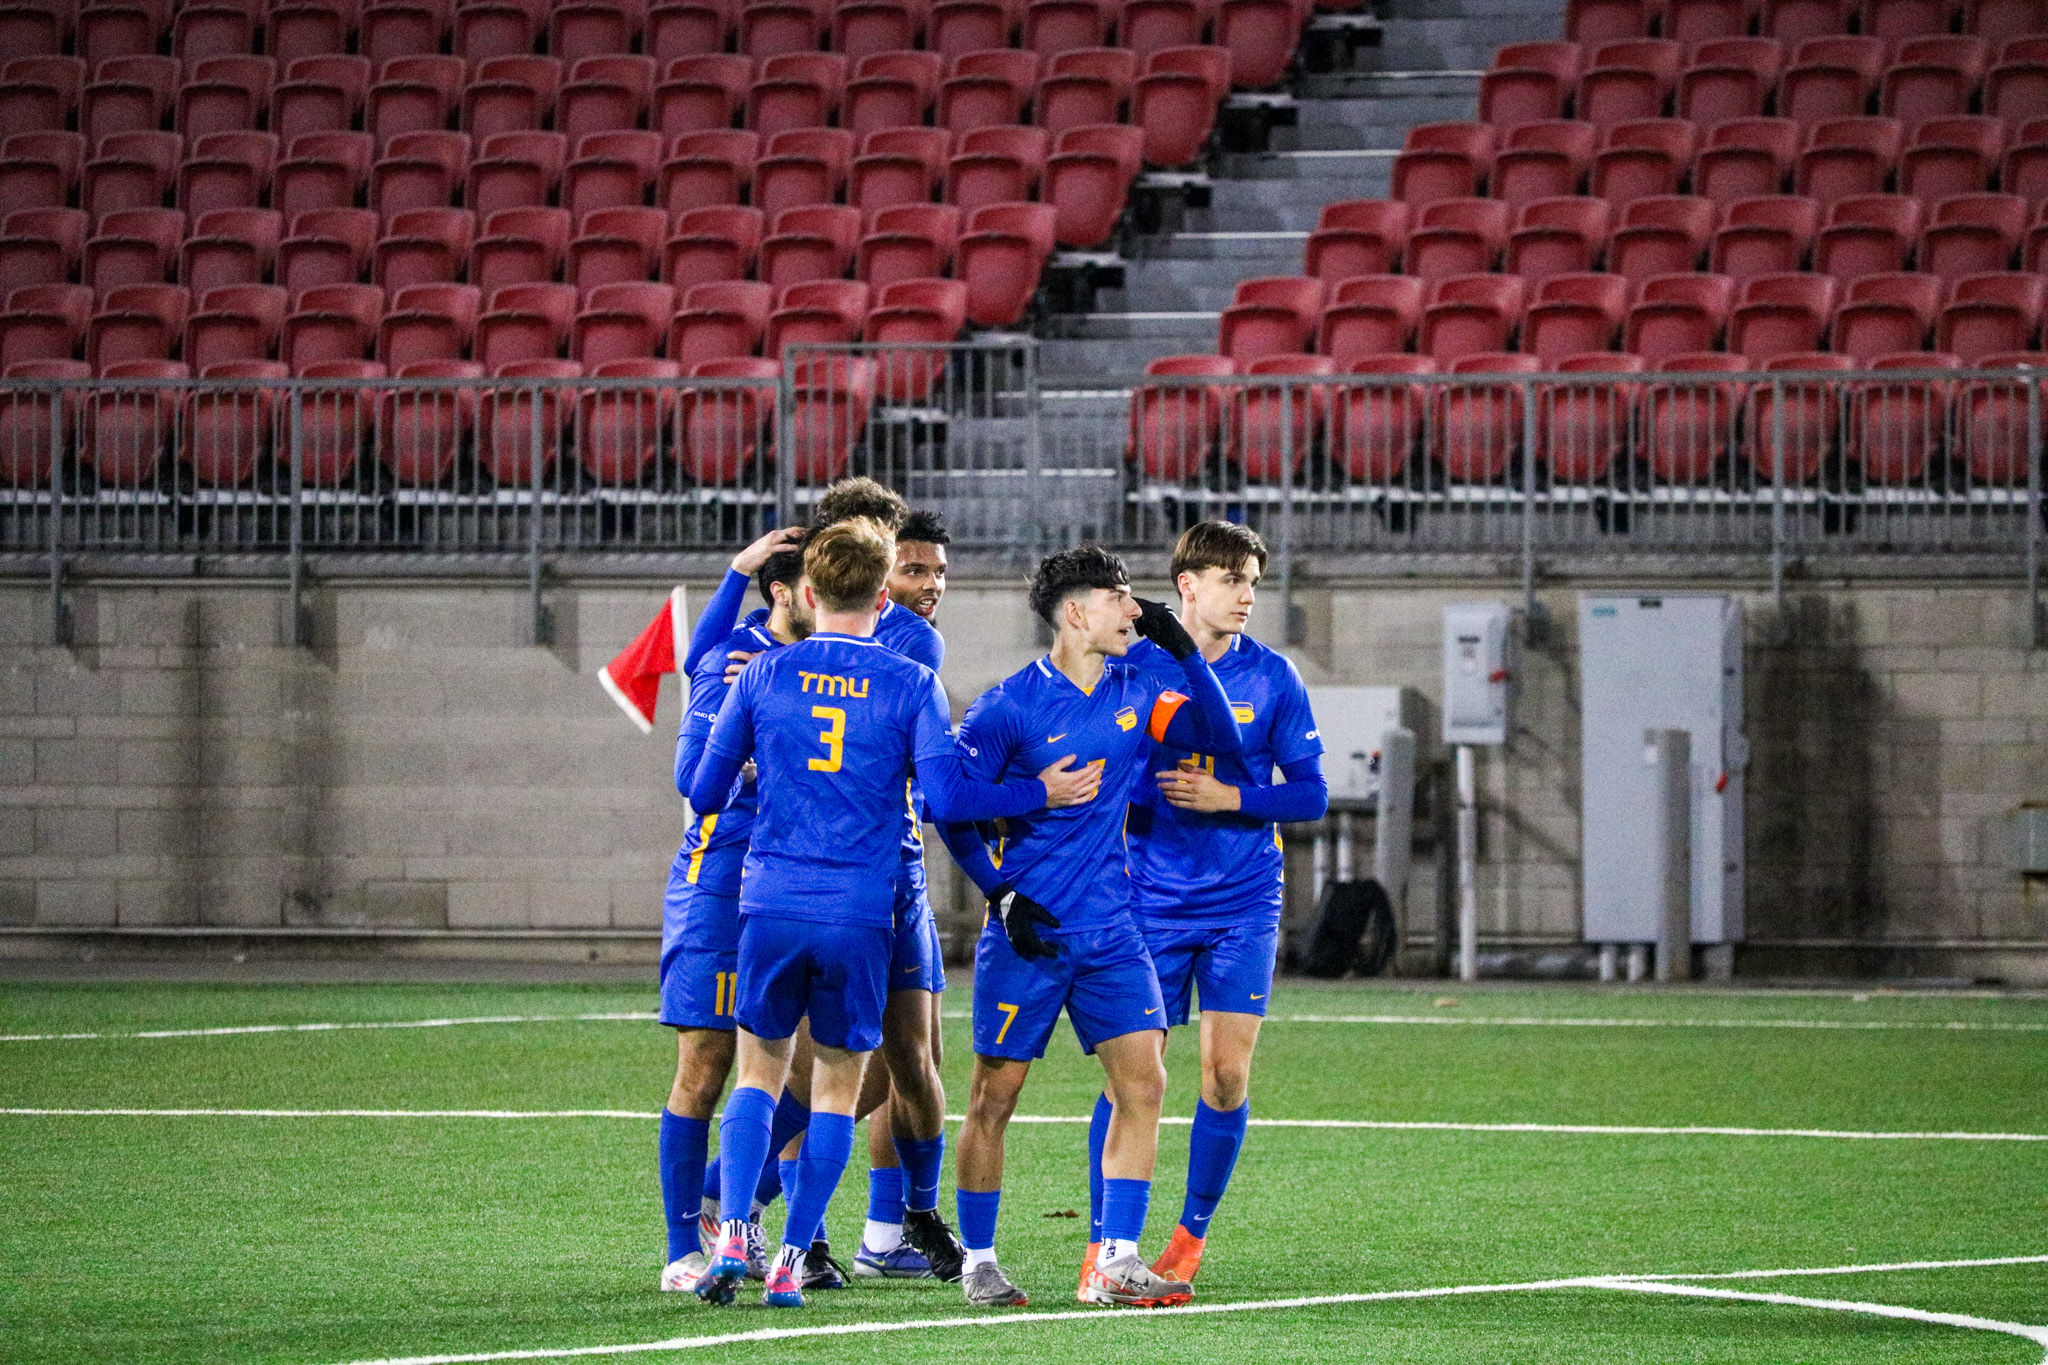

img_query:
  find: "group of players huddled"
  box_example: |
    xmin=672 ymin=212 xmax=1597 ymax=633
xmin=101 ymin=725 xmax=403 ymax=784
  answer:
xmin=655 ymin=478 xmax=1328 ymax=1311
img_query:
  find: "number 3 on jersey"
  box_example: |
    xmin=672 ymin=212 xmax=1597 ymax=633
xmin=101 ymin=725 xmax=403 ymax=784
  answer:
xmin=809 ymin=706 xmax=846 ymax=772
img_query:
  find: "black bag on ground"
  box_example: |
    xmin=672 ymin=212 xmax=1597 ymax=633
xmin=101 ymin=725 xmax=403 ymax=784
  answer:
xmin=1301 ymin=879 xmax=1398 ymax=978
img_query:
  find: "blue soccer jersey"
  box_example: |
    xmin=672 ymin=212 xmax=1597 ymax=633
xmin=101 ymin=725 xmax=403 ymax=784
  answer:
xmin=953 ymin=656 xmax=1207 ymax=931
xmin=1126 ymin=633 xmax=1325 ymax=925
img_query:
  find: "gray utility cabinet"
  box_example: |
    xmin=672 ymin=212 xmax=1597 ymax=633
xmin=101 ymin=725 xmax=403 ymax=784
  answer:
xmin=1579 ymin=594 xmax=1747 ymax=945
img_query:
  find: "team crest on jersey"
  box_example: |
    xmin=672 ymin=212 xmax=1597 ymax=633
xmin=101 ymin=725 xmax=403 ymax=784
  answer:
xmin=1114 ymin=706 xmax=1138 ymax=731
xmin=1231 ymin=702 xmax=1255 ymax=723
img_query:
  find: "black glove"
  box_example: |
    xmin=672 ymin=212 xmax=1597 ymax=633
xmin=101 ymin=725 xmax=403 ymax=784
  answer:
xmin=1133 ymin=597 xmax=1197 ymax=660
xmin=990 ymin=884 xmax=1061 ymax=960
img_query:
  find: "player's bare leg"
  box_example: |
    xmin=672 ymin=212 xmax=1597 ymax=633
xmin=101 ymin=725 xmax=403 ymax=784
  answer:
xmin=1151 ymin=1009 xmax=1262 ymax=1284
xmin=660 ymin=1028 xmax=736 ymax=1290
xmin=1076 ymin=1028 xmax=1190 ymax=1308
xmin=954 ymin=1053 xmax=1032 ymax=1306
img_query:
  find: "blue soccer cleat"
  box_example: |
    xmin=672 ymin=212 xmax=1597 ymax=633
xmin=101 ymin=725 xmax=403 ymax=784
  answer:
xmin=762 ymin=1260 xmax=805 ymax=1308
xmin=694 ymin=1221 xmax=749 ymax=1306
xmin=853 ymin=1240 xmax=933 ymax=1279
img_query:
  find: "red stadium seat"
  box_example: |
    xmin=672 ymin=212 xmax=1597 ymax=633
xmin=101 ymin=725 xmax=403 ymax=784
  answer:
xmin=1504 ymin=195 xmax=1611 ymax=280
xmin=1035 ymin=48 xmax=1136 ymax=136
xmin=843 ymin=50 xmax=946 ymax=135
xmin=1433 ymin=351 xmax=1542 ymax=483
xmin=1937 ymin=271 xmax=2047 ymax=359
xmin=85 ymin=359 xmax=188 ymax=486
xmin=379 ymin=359 xmax=484 ymax=487
xmin=1666 ymin=0 xmax=1748 ymax=41
xmin=679 ymin=356 xmax=779 ymax=484
xmin=1642 ymin=352 xmax=1749 ymax=483
xmin=1230 ymin=352 xmax=1334 ymax=481
xmin=282 ymin=282 xmax=384 ymax=369
xmin=1854 ymin=350 xmax=1962 ymax=483
xmin=370 ymin=130 xmax=470 ymax=225
xmin=0 ymin=357 xmax=89 ymax=487
xmin=565 ymin=129 xmax=664 ymax=221
xmin=276 ymin=131 xmax=375 ymax=221
xmin=655 ymin=54 xmax=756 ymax=139
xmin=939 ymin=49 xmax=1038 ymax=133
xmin=1133 ymin=46 xmax=1230 ymax=169
xmin=559 ymin=55 xmax=658 ymax=147
xmin=1919 ymin=191 xmax=2027 ymax=279
xmin=554 ymin=1 xmax=642 ymax=64
xmin=862 ymin=275 xmax=966 ymax=400
xmin=367 ymin=56 xmax=466 ymax=155
xmin=764 ymin=277 xmax=870 ymax=356
xmin=1490 ymin=120 xmax=1598 ymax=206
xmin=785 ymin=351 xmax=874 ymax=484
xmin=464 ymin=57 xmax=564 ymax=140
xmin=1479 ymin=42 xmax=1581 ymax=126
xmin=747 ymin=51 xmax=848 ymax=134
xmin=1327 ymin=352 xmax=1434 ymax=484
xmin=850 ymin=127 xmax=952 ymax=215
xmin=1727 ymin=270 xmax=1839 ymax=359
xmin=1590 ymin=119 xmax=1698 ymax=206
xmin=754 ymin=127 xmax=856 ymax=220
xmin=1709 ymin=195 xmax=1822 ymax=277
xmin=945 ymin=125 xmax=1050 ymax=212
xmin=1764 ymin=0 xmax=1853 ymax=40
xmin=1958 ymin=349 xmax=2048 ymax=483
xmin=1128 ymin=353 xmax=1234 ymax=481
xmin=475 ymin=282 xmax=582 ymax=369
xmin=269 ymin=1 xmax=355 ymax=66
xmin=572 ymin=280 xmax=677 ymax=366
xmin=1577 ymin=39 xmax=1683 ymax=134
xmin=0 ymin=209 xmax=84 ymax=295
xmin=278 ymin=207 xmax=379 ymax=294
xmin=1391 ymin=122 xmax=1497 ymax=206
xmin=1541 ymin=350 xmax=1645 ymax=482
xmin=83 ymin=210 xmax=184 ymax=297
xmin=1044 ymin=123 xmax=1141 ymax=249
xmin=667 ymin=278 xmax=773 ymax=366
xmin=1901 ymin=116 xmax=2006 ymax=212
xmin=758 ymin=203 xmax=861 ymax=288
xmin=1796 ymin=117 xmax=1906 ymax=203
xmin=1744 ymin=351 xmax=1856 ymax=483
xmin=1216 ymin=0 xmax=1302 ymax=90
xmin=477 ymin=359 xmax=580 ymax=486
xmin=664 ymin=204 xmax=768 ymax=291
xmin=1677 ymin=39 xmax=1787 ymax=125
xmin=1217 ymin=275 xmax=1326 ymax=362
xmin=1780 ymin=36 xmax=1887 ymax=130
xmin=1420 ymin=272 xmax=1525 ymax=362
xmin=1304 ymin=199 xmax=1411 ymax=281
xmin=578 ymin=356 xmax=680 ymax=486
xmin=467 ymin=132 xmax=570 ymax=223
xmin=378 ymin=282 xmax=480 ymax=369
xmin=470 ymin=207 xmax=573 ymax=296
xmin=661 ymin=130 xmax=764 ymax=214
xmin=1986 ymin=61 xmax=2048 ymax=131
xmin=176 ymin=54 xmax=275 ymax=143
xmin=182 ymin=283 xmax=288 ymax=370
xmin=956 ymin=200 xmax=1049 ymax=325
xmin=835 ymin=0 xmax=919 ymax=61
xmin=183 ymin=359 xmax=286 ymax=487
xmin=1403 ymin=196 xmax=1512 ymax=280
xmin=1318 ymin=273 xmax=1427 ymax=366
xmin=1813 ymin=194 xmax=1923 ymax=281
xmin=1831 ymin=271 xmax=1944 ymax=359
xmin=1626 ymin=270 xmax=1737 ymax=360
xmin=1569 ymin=0 xmax=1651 ymax=38
xmin=1521 ymin=271 xmax=1630 ymax=364
xmin=181 ymin=208 xmax=284 ymax=296
xmin=374 ymin=208 xmax=478 ymax=291
xmin=0 ymin=282 xmax=92 ymax=367
xmin=569 ymin=207 xmax=669 ymax=290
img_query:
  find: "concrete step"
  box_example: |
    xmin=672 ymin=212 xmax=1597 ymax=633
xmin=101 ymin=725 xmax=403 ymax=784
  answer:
xmin=1215 ymin=147 xmax=1394 ymax=179
xmin=1203 ymin=174 xmax=1388 ymax=227
xmin=1037 ymin=337 xmax=1204 ymax=377
xmin=1288 ymin=91 xmax=1479 ymax=135
xmin=1137 ymin=230 xmax=1310 ymax=260
xmin=1115 ymin=259 xmax=1291 ymax=310
xmin=1381 ymin=0 xmax=1563 ymax=17
xmin=1041 ymin=310 xmax=1221 ymax=340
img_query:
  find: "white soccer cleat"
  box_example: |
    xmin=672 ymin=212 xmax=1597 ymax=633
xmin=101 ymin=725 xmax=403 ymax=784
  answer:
xmin=660 ymin=1251 xmax=710 ymax=1292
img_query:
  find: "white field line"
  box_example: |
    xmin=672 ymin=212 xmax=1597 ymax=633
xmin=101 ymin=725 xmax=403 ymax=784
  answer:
xmin=0 ymin=1012 xmax=653 ymax=1042
xmin=7 ymin=1009 xmax=2048 ymax=1044
xmin=315 ymin=1255 xmax=2048 ymax=1365
xmin=5 ymin=1109 xmax=2045 ymax=1143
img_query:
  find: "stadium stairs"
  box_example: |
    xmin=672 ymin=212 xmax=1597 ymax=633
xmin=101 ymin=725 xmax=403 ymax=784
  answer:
xmin=1034 ymin=0 xmax=1549 ymax=379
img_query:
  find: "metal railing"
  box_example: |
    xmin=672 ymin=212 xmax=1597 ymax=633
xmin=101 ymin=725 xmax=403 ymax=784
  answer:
xmin=3 ymin=348 xmax=2041 ymax=640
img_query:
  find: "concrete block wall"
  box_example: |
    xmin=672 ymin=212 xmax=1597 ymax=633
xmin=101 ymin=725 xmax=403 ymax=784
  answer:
xmin=3 ymin=571 xmax=2046 ymax=977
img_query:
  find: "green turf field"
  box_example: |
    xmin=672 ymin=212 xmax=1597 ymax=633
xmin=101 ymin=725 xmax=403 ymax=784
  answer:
xmin=3 ymin=979 xmax=2045 ymax=1364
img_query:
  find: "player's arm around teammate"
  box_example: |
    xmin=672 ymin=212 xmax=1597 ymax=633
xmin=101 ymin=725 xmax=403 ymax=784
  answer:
xmin=935 ymin=547 xmax=1245 ymax=1311
xmin=1110 ymin=521 xmax=1329 ymax=1289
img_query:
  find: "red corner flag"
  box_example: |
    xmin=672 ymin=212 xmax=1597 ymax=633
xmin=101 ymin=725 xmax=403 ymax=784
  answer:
xmin=598 ymin=587 xmax=689 ymax=734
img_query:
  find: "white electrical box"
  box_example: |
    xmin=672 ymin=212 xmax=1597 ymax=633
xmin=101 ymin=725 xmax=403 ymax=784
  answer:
xmin=1307 ymin=686 xmax=1420 ymax=804
xmin=1442 ymin=602 xmax=1511 ymax=746
xmin=1579 ymin=594 xmax=1747 ymax=945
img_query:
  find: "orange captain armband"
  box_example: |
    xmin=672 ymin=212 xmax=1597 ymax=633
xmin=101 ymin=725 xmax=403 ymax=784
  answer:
xmin=1147 ymin=690 xmax=1190 ymax=743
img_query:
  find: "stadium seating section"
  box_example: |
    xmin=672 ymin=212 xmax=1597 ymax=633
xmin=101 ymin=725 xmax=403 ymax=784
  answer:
xmin=1127 ymin=11 xmax=2048 ymax=488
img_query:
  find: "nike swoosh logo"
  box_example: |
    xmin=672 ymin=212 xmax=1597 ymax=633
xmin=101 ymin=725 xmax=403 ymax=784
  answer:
xmin=1143 ymin=1007 xmax=1158 ymax=1014
xmin=903 ymin=966 xmax=920 ymax=973
xmin=1047 ymin=733 xmax=1068 ymax=743
xmin=1250 ymin=994 xmax=1265 ymax=1000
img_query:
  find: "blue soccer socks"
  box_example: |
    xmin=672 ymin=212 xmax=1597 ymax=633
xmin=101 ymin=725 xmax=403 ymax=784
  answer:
xmin=717 ymin=1087 xmax=778 ymax=1225
xmin=659 ymin=1109 xmax=710 ymax=1262
xmin=1086 ymin=1092 xmax=1112 ymax=1243
xmin=1181 ymin=1099 xmax=1249 ymax=1239
xmin=783 ymin=1112 xmax=856 ymax=1255
xmin=1099 ymin=1176 xmax=1152 ymax=1266
xmin=895 ymin=1133 xmax=945 ymax=1213
xmin=957 ymin=1188 xmax=1001 ymax=1270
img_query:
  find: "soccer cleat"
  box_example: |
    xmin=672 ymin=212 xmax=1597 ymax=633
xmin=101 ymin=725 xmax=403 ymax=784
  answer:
xmin=854 ymin=1239 xmax=933 ymax=1278
xmin=743 ymin=1217 xmax=770 ymax=1281
xmin=1076 ymin=1241 xmax=1100 ymax=1302
xmin=762 ymin=1260 xmax=805 ymax=1308
xmin=694 ymin=1222 xmax=749 ymax=1306
xmin=1078 ymin=1252 xmax=1192 ymax=1308
xmin=800 ymin=1239 xmax=847 ymax=1290
xmin=902 ymin=1207 xmax=966 ymax=1283
xmin=697 ymin=1195 xmax=718 ymax=1250
xmin=660 ymin=1251 xmax=709 ymax=1292
xmin=1150 ymin=1226 xmax=1206 ymax=1285
xmin=961 ymin=1261 xmax=1029 ymax=1307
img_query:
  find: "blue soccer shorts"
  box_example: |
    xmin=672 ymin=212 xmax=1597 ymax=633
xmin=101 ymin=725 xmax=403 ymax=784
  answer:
xmin=1141 ymin=918 xmax=1281 ymax=1026
xmin=735 ymin=912 xmax=892 ymax=1052
xmin=658 ymin=867 xmax=741 ymax=1031
xmin=971 ymin=914 xmax=1166 ymax=1061
xmin=889 ymin=876 xmax=947 ymax=994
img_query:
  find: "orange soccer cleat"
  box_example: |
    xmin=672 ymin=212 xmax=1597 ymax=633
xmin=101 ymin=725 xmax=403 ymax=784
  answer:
xmin=1077 ymin=1241 xmax=1100 ymax=1302
xmin=1151 ymin=1226 xmax=1207 ymax=1285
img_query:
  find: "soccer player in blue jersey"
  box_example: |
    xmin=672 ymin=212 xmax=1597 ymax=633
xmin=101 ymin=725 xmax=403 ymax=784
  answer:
xmin=686 ymin=519 xmax=1098 ymax=1310
xmin=1085 ymin=520 xmax=1328 ymax=1292
xmin=654 ymin=527 xmax=810 ymax=1293
xmin=936 ymin=545 xmax=1246 ymax=1309
xmin=690 ymin=482 xmax=968 ymax=1286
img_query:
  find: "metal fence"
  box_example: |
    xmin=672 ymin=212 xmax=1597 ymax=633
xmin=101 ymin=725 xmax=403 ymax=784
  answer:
xmin=3 ymin=349 xmax=2040 ymax=595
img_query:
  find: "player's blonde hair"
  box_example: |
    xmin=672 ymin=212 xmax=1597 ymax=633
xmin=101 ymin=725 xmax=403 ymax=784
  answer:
xmin=803 ymin=516 xmax=895 ymax=612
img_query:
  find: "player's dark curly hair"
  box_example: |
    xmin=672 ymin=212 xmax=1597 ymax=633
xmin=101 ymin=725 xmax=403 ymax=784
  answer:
xmin=755 ymin=533 xmax=809 ymax=604
xmin=899 ymin=508 xmax=950 ymax=546
xmin=1029 ymin=545 xmax=1129 ymax=626
xmin=812 ymin=477 xmax=908 ymax=534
